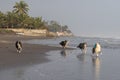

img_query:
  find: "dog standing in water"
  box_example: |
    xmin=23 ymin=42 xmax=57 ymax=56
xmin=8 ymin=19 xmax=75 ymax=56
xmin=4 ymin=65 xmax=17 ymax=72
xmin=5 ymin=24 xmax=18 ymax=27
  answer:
xmin=59 ymin=40 xmax=69 ymax=49
xmin=92 ymin=43 xmax=102 ymax=56
xmin=77 ymin=42 xmax=87 ymax=53
xmin=15 ymin=41 xmax=22 ymax=53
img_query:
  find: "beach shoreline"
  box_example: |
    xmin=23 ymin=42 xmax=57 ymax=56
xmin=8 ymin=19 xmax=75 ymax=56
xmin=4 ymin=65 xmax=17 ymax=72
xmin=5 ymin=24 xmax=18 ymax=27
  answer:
xmin=0 ymin=34 xmax=74 ymax=70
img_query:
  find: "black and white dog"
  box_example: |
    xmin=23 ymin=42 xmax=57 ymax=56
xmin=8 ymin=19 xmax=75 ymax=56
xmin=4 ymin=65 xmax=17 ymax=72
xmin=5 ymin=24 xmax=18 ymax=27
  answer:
xmin=92 ymin=43 xmax=102 ymax=56
xmin=59 ymin=40 xmax=69 ymax=49
xmin=15 ymin=41 xmax=22 ymax=53
xmin=77 ymin=42 xmax=87 ymax=53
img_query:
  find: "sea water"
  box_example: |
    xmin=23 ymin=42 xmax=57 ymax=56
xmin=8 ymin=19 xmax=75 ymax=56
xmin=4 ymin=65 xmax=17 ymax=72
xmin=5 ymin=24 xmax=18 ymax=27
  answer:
xmin=0 ymin=36 xmax=120 ymax=80
xmin=24 ymin=36 xmax=120 ymax=49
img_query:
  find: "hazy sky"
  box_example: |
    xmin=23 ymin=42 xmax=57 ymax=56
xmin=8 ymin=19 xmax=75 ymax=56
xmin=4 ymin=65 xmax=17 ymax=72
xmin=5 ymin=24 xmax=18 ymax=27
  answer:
xmin=1 ymin=0 xmax=120 ymax=38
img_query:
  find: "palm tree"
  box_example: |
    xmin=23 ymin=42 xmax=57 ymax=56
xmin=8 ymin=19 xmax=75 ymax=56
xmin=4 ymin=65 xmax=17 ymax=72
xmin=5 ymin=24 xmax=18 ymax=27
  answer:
xmin=13 ymin=1 xmax=29 ymax=28
xmin=0 ymin=11 xmax=6 ymax=28
xmin=5 ymin=11 xmax=17 ymax=28
xmin=22 ymin=15 xmax=33 ymax=29
xmin=13 ymin=0 xmax=29 ymax=16
xmin=33 ymin=17 xmax=44 ymax=29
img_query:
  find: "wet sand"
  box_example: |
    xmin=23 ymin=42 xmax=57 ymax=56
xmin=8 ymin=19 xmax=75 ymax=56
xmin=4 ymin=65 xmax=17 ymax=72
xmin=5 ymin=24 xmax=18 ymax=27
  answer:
xmin=0 ymin=34 xmax=73 ymax=70
xmin=1 ymin=35 xmax=120 ymax=80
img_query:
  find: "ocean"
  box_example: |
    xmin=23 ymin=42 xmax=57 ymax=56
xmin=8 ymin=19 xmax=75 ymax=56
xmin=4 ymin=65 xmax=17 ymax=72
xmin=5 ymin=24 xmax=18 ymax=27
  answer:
xmin=25 ymin=36 xmax=120 ymax=49
xmin=23 ymin=36 xmax=120 ymax=80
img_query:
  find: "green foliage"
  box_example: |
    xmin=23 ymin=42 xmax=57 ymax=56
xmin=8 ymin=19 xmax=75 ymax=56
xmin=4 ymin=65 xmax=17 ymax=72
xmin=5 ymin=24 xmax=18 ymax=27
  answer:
xmin=0 ymin=0 xmax=72 ymax=34
xmin=45 ymin=20 xmax=72 ymax=33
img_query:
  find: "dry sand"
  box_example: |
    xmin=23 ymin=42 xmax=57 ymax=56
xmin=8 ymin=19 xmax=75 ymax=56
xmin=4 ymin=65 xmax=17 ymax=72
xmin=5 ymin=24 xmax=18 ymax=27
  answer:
xmin=0 ymin=34 xmax=73 ymax=70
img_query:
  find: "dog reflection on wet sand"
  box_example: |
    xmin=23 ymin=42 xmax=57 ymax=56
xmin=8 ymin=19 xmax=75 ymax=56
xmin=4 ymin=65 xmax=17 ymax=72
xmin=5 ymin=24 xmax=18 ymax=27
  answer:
xmin=60 ymin=50 xmax=67 ymax=57
xmin=92 ymin=57 xmax=101 ymax=80
xmin=77 ymin=53 xmax=86 ymax=63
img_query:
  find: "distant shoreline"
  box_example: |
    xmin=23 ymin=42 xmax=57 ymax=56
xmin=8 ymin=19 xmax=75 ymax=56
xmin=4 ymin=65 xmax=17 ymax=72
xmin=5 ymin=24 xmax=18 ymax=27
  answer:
xmin=0 ymin=28 xmax=74 ymax=37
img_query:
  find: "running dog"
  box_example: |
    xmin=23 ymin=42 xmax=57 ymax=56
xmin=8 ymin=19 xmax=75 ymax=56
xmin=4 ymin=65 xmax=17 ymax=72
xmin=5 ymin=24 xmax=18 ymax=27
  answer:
xmin=15 ymin=41 xmax=22 ymax=53
xmin=59 ymin=40 xmax=69 ymax=49
xmin=92 ymin=43 xmax=102 ymax=56
xmin=77 ymin=42 xmax=87 ymax=53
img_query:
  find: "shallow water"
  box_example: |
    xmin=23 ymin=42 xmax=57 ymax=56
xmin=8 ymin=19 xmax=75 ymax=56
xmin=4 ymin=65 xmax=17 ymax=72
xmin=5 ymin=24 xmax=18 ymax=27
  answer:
xmin=24 ymin=36 xmax=120 ymax=49
xmin=1 ymin=37 xmax=120 ymax=80
xmin=1 ymin=47 xmax=120 ymax=80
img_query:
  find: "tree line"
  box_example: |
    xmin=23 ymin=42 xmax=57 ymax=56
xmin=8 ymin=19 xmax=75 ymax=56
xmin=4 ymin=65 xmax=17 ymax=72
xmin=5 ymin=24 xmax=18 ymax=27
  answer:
xmin=0 ymin=1 xmax=72 ymax=33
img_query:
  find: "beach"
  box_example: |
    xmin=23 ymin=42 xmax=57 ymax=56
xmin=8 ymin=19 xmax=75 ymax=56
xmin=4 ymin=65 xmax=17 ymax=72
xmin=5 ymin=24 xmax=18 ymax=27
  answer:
xmin=0 ymin=34 xmax=72 ymax=70
xmin=1 ymin=34 xmax=120 ymax=80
